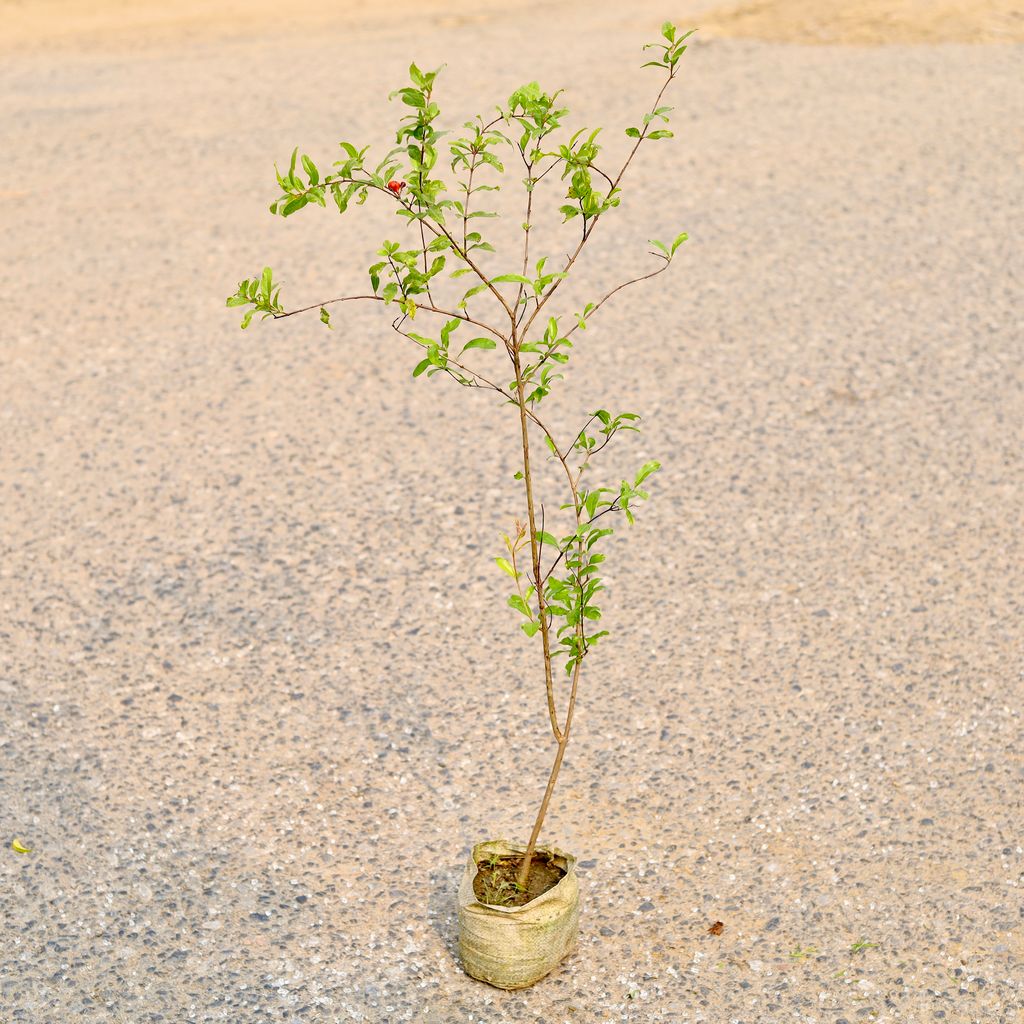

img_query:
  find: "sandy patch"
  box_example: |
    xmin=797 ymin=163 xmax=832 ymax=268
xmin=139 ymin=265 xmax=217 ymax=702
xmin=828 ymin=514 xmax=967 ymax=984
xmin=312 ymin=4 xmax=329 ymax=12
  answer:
xmin=7 ymin=0 xmax=1021 ymax=52
xmin=0 ymin=0 xmax=525 ymax=52
xmin=700 ymin=0 xmax=1024 ymax=44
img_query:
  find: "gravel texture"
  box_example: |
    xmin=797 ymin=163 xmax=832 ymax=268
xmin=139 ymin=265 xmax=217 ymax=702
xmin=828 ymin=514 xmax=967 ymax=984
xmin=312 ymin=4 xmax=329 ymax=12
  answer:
xmin=1 ymin=2 xmax=1022 ymax=1021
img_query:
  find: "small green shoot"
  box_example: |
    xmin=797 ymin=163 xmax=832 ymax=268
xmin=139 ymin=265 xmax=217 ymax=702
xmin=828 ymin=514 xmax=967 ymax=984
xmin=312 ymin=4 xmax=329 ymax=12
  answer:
xmin=789 ymin=945 xmax=819 ymax=961
xmin=851 ymin=939 xmax=880 ymax=954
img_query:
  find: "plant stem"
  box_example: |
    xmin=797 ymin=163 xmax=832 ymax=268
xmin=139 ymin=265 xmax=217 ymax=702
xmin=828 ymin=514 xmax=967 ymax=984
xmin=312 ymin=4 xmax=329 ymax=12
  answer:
xmin=518 ymin=68 xmax=676 ymax=341
xmin=517 ymin=653 xmax=582 ymax=888
xmin=512 ymin=414 xmax=586 ymax=888
xmin=512 ymin=345 xmax=562 ymax=744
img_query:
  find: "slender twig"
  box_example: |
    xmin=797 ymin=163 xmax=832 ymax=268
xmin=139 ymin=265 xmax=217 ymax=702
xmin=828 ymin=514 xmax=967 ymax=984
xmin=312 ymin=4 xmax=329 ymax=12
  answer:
xmin=462 ymin=158 xmax=475 ymax=253
xmin=566 ymin=414 xmax=600 ymax=462
xmin=540 ymin=499 xmax=623 ymax=585
xmin=532 ymin=159 xmax=561 ymax=184
xmin=425 ymin=216 xmax=518 ymax=326
xmin=523 ymin=259 xmax=670 ymax=382
xmin=284 ymin=168 xmax=517 ymax=327
xmin=416 ymin=88 xmax=435 ymax=306
xmin=273 ymin=294 xmax=508 ymax=344
xmin=391 ymin=322 xmax=516 ymax=401
xmin=519 ymin=68 xmax=677 ymax=341
xmin=514 ymin=151 xmax=535 ymax=331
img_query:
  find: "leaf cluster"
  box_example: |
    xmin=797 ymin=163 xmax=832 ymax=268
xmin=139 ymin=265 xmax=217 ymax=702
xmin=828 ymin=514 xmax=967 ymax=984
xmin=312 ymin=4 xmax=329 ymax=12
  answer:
xmin=226 ymin=266 xmax=283 ymax=329
xmin=227 ymin=23 xmax=694 ymax=686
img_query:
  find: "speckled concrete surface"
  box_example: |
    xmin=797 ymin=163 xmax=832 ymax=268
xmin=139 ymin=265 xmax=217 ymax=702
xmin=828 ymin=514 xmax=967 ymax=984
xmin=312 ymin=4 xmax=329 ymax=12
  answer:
xmin=2 ymin=3 xmax=1022 ymax=1021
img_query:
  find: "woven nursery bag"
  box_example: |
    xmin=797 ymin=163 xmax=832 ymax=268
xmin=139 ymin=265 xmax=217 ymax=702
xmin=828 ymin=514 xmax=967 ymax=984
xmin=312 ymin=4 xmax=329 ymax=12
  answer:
xmin=457 ymin=839 xmax=579 ymax=989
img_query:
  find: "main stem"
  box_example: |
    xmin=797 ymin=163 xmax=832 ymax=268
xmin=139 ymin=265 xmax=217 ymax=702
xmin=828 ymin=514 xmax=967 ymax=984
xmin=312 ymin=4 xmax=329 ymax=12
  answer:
xmin=512 ymin=346 xmax=583 ymax=889
xmin=512 ymin=348 xmax=561 ymax=744
xmin=516 ymin=657 xmax=581 ymax=888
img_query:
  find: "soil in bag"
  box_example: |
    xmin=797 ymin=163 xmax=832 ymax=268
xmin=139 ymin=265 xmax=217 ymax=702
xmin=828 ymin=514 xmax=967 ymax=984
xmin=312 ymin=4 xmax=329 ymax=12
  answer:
xmin=472 ymin=851 xmax=566 ymax=908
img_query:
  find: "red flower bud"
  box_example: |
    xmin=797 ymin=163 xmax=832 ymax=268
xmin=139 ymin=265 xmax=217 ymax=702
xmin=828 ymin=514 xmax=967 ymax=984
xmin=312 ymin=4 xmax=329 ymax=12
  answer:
xmin=387 ymin=180 xmax=406 ymax=195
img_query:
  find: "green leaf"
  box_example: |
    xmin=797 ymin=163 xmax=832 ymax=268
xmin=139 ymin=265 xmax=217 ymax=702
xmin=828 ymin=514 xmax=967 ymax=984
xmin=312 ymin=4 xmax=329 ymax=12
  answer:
xmin=491 ymin=273 xmax=533 ymax=286
xmin=240 ymin=309 xmax=255 ymax=330
xmin=395 ymin=87 xmax=425 ymax=108
xmin=671 ymin=231 xmax=689 ymax=254
xmin=319 ymin=307 xmax=332 ymax=328
xmin=635 ymin=460 xmax=661 ymax=485
xmin=647 ymin=130 xmax=674 ymax=141
xmin=460 ymin=283 xmax=489 ymax=305
xmin=536 ymin=531 xmax=559 ymax=548
xmin=440 ymin=318 xmax=460 ymax=346
xmin=412 ymin=357 xmax=431 ymax=377
xmin=495 ymin=557 xmax=518 ymax=578
xmin=281 ymin=196 xmax=309 ymax=216
xmin=259 ymin=266 xmax=272 ymax=299
xmin=625 ymin=127 xmax=641 ymax=138
xmin=507 ymin=594 xmax=532 ymax=617
xmin=521 ymin=620 xmax=541 ymax=637
xmin=460 ymin=337 xmax=497 ymax=354
xmin=301 ymin=154 xmax=319 ymax=185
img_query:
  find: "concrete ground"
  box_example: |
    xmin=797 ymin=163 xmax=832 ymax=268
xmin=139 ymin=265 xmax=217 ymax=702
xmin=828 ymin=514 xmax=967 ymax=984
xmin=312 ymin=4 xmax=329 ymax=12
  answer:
xmin=1 ymin=1 xmax=1022 ymax=1020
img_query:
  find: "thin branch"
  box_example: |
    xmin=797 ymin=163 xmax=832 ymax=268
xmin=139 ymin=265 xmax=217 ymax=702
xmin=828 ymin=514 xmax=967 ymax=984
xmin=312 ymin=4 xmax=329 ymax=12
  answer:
xmin=518 ymin=67 xmax=678 ymax=341
xmin=462 ymin=158 xmax=475 ymax=253
xmin=416 ymin=85 xmax=436 ymax=306
xmin=569 ymin=259 xmax=668 ymax=337
xmin=282 ymin=168 xmax=517 ymax=328
xmin=421 ymin=214 xmax=518 ymax=326
xmin=532 ymin=159 xmax=561 ymax=184
xmin=540 ymin=499 xmax=623 ymax=585
xmin=590 ymin=163 xmax=615 ymax=188
xmin=513 ymin=148 xmax=535 ymax=332
xmin=273 ymin=293 xmax=508 ymax=344
xmin=523 ymin=258 xmax=670 ymax=381
xmin=390 ymin=322 xmax=516 ymax=402
xmin=566 ymin=413 xmax=599 ymax=460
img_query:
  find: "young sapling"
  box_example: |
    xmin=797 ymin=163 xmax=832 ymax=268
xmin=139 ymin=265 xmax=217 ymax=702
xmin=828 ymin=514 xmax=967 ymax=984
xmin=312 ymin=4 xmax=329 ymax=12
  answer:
xmin=228 ymin=20 xmax=694 ymax=904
